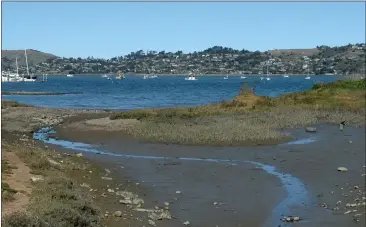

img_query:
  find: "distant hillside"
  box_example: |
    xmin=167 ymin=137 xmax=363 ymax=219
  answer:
xmin=1 ymin=44 xmax=365 ymax=75
xmin=269 ymin=48 xmax=320 ymax=57
xmin=1 ymin=49 xmax=57 ymax=71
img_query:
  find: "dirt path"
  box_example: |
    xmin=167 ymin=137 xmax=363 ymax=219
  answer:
xmin=1 ymin=151 xmax=33 ymax=217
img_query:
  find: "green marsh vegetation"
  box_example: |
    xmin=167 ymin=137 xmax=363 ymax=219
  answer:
xmin=109 ymin=78 xmax=365 ymax=145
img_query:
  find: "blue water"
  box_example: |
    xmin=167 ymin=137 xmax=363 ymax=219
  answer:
xmin=1 ymin=75 xmax=340 ymax=110
xmin=286 ymin=137 xmax=316 ymax=145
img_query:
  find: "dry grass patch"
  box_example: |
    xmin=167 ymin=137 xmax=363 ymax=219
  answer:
xmin=1 ymin=158 xmax=19 ymax=202
xmin=2 ymin=142 xmax=102 ymax=227
xmin=1 ymin=100 xmax=31 ymax=109
xmin=1 ymin=183 xmax=18 ymax=202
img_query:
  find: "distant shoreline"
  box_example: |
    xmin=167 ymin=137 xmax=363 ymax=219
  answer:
xmin=33 ymin=73 xmax=342 ymax=77
xmin=1 ymin=91 xmax=82 ymax=96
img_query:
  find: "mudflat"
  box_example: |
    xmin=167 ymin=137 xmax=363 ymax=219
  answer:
xmin=48 ymin=119 xmax=365 ymax=227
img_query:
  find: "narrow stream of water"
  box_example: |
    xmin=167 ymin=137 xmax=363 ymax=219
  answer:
xmin=33 ymin=127 xmax=310 ymax=226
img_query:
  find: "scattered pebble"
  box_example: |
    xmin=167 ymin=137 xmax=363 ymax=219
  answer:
xmin=47 ymin=158 xmax=61 ymax=166
xmin=183 ymin=221 xmax=190 ymax=225
xmin=148 ymin=210 xmax=172 ymax=220
xmin=176 ymin=191 xmax=182 ymax=194
xmin=119 ymin=199 xmax=132 ymax=205
xmin=337 ymin=167 xmax=348 ymax=172
xmin=305 ymin=127 xmax=316 ymax=133
xmin=281 ymin=216 xmax=301 ymax=222
xmin=30 ymin=175 xmax=44 ymax=183
xmin=148 ymin=220 xmax=156 ymax=226
xmin=113 ymin=211 xmax=122 ymax=217
xmin=101 ymin=177 xmax=113 ymax=181
xmin=80 ymin=183 xmax=91 ymax=188
xmin=76 ymin=153 xmax=83 ymax=157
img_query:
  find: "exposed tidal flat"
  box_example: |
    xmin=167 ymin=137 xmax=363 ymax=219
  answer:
xmin=1 ymin=78 xmax=365 ymax=227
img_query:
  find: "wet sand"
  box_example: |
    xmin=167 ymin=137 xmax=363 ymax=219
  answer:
xmin=38 ymin=122 xmax=365 ymax=227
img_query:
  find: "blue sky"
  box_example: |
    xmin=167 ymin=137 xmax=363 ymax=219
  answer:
xmin=2 ymin=2 xmax=365 ymax=58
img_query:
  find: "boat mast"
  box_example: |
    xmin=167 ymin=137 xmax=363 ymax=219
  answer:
xmin=25 ymin=49 xmax=30 ymax=78
xmin=16 ymin=57 xmax=19 ymax=76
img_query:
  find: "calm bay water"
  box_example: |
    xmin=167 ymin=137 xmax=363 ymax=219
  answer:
xmin=1 ymin=75 xmax=341 ymax=110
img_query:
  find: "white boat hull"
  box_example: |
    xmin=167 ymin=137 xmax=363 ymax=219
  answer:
xmin=144 ymin=75 xmax=158 ymax=79
xmin=23 ymin=78 xmax=37 ymax=82
xmin=2 ymin=74 xmax=36 ymax=82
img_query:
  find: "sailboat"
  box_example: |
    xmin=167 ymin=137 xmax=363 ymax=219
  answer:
xmin=2 ymin=71 xmax=19 ymax=82
xmin=240 ymin=65 xmax=246 ymax=79
xmin=266 ymin=62 xmax=271 ymax=81
xmin=143 ymin=69 xmax=156 ymax=79
xmin=224 ymin=71 xmax=229 ymax=80
xmin=304 ymin=64 xmax=311 ymax=80
xmin=2 ymin=50 xmax=36 ymax=82
xmin=23 ymin=50 xmax=37 ymax=82
xmin=2 ymin=57 xmax=21 ymax=82
xmin=115 ymin=71 xmax=125 ymax=80
xmin=260 ymin=70 xmax=264 ymax=80
xmin=185 ymin=72 xmax=197 ymax=80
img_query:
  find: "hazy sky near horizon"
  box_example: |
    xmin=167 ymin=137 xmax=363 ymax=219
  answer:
xmin=2 ymin=2 xmax=365 ymax=58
